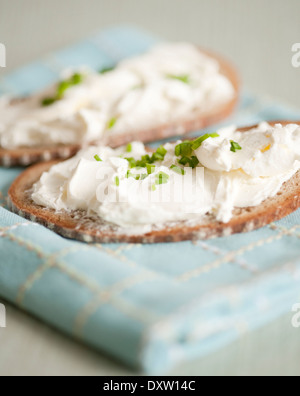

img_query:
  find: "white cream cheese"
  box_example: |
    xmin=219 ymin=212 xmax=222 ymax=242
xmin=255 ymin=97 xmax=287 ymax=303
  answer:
xmin=32 ymin=122 xmax=300 ymax=229
xmin=0 ymin=43 xmax=235 ymax=149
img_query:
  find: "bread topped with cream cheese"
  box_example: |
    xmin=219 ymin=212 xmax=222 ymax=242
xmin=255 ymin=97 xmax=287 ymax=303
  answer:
xmin=0 ymin=43 xmax=239 ymax=167
xmin=8 ymin=121 xmax=300 ymax=243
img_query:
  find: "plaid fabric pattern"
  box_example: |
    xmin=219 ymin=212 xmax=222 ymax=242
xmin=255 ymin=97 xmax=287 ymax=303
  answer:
xmin=0 ymin=26 xmax=300 ymax=373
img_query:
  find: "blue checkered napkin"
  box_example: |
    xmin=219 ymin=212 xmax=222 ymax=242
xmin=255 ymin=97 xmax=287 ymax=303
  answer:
xmin=0 ymin=26 xmax=300 ymax=373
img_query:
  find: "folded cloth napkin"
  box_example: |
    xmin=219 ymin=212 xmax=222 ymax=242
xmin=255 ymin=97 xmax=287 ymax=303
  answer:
xmin=0 ymin=26 xmax=300 ymax=373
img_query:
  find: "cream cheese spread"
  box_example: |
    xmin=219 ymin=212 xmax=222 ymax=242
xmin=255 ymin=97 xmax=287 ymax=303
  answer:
xmin=32 ymin=122 xmax=300 ymax=230
xmin=0 ymin=43 xmax=235 ymax=149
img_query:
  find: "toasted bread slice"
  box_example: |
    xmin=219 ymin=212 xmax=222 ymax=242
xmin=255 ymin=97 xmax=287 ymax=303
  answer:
xmin=8 ymin=121 xmax=300 ymax=244
xmin=0 ymin=49 xmax=239 ymax=167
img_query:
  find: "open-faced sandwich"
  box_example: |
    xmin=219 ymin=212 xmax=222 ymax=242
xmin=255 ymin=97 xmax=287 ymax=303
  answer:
xmin=8 ymin=121 xmax=300 ymax=243
xmin=0 ymin=43 xmax=238 ymax=167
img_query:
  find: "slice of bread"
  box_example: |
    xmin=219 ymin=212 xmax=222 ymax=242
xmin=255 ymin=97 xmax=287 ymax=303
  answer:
xmin=7 ymin=121 xmax=300 ymax=244
xmin=0 ymin=49 xmax=239 ymax=167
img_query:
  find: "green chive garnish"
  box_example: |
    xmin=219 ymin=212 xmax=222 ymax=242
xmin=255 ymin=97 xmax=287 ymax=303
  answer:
xmin=191 ymin=133 xmax=220 ymax=150
xmin=94 ymin=154 xmax=102 ymax=162
xmin=178 ymin=155 xmax=199 ymax=168
xmin=175 ymin=145 xmax=181 ymax=157
xmin=115 ymin=176 xmax=120 ymax=187
xmin=126 ymin=170 xmax=141 ymax=180
xmin=178 ymin=157 xmax=190 ymax=166
xmin=170 ymin=165 xmax=185 ymax=175
xmin=151 ymin=152 xmax=164 ymax=162
xmin=147 ymin=164 xmax=155 ymax=174
xmin=190 ymin=156 xmax=200 ymax=168
xmin=175 ymin=141 xmax=193 ymax=157
xmin=140 ymin=154 xmax=151 ymax=164
xmin=70 ymin=73 xmax=83 ymax=85
xmin=107 ymin=117 xmax=118 ymax=129
xmin=230 ymin=140 xmax=242 ymax=152
xmin=150 ymin=146 xmax=167 ymax=162
xmin=99 ymin=66 xmax=115 ymax=74
xmin=151 ymin=184 xmax=156 ymax=191
xmin=41 ymin=97 xmax=57 ymax=107
xmin=126 ymin=143 xmax=132 ymax=153
xmin=167 ymin=74 xmax=190 ymax=84
xmin=125 ymin=157 xmax=137 ymax=168
xmin=125 ymin=145 xmax=167 ymax=171
xmin=156 ymin=145 xmax=167 ymax=157
xmin=57 ymin=81 xmax=71 ymax=98
xmin=41 ymin=73 xmax=84 ymax=106
xmin=155 ymin=172 xmax=169 ymax=185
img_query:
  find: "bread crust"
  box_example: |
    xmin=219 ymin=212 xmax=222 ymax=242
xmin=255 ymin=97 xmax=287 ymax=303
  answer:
xmin=0 ymin=49 xmax=239 ymax=167
xmin=7 ymin=121 xmax=300 ymax=244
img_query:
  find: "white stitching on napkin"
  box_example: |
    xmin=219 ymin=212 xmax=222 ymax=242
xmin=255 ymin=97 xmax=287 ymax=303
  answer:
xmin=73 ymin=271 xmax=160 ymax=337
xmin=176 ymin=225 xmax=300 ymax=282
xmin=0 ymin=222 xmax=39 ymax=235
xmin=194 ymin=241 xmax=258 ymax=273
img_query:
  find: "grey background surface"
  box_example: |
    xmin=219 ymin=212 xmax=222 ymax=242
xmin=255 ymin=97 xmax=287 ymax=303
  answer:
xmin=0 ymin=0 xmax=300 ymax=107
xmin=0 ymin=0 xmax=300 ymax=376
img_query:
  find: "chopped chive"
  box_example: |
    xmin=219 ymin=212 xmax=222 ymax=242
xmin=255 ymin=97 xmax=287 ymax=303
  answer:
xmin=94 ymin=154 xmax=102 ymax=162
xmin=151 ymin=146 xmax=167 ymax=162
xmin=175 ymin=145 xmax=181 ymax=157
xmin=170 ymin=165 xmax=185 ymax=175
xmin=41 ymin=97 xmax=57 ymax=107
xmin=140 ymin=154 xmax=151 ymax=163
xmin=147 ymin=164 xmax=155 ymax=174
xmin=230 ymin=140 xmax=242 ymax=152
xmin=41 ymin=73 xmax=84 ymax=106
xmin=126 ymin=143 xmax=132 ymax=153
xmin=167 ymin=74 xmax=190 ymax=84
xmin=192 ymin=133 xmax=219 ymax=150
xmin=70 ymin=73 xmax=83 ymax=85
xmin=115 ymin=176 xmax=120 ymax=187
xmin=190 ymin=156 xmax=200 ymax=168
xmin=57 ymin=81 xmax=71 ymax=98
xmin=136 ymin=154 xmax=151 ymax=168
xmin=155 ymin=172 xmax=169 ymax=185
xmin=151 ymin=184 xmax=156 ymax=191
xmin=57 ymin=73 xmax=84 ymax=98
xmin=175 ymin=141 xmax=193 ymax=157
xmin=178 ymin=156 xmax=190 ymax=166
xmin=126 ymin=170 xmax=141 ymax=180
xmin=178 ymin=155 xmax=199 ymax=169
xmin=125 ymin=146 xmax=168 ymax=170
xmin=151 ymin=152 xmax=164 ymax=162
xmin=107 ymin=117 xmax=118 ymax=129
xmin=181 ymin=142 xmax=193 ymax=156
xmin=156 ymin=145 xmax=167 ymax=157
xmin=99 ymin=66 xmax=115 ymax=74
xmin=141 ymin=174 xmax=148 ymax=180
xmin=125 ymin=157 xmax=137 ymax=168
